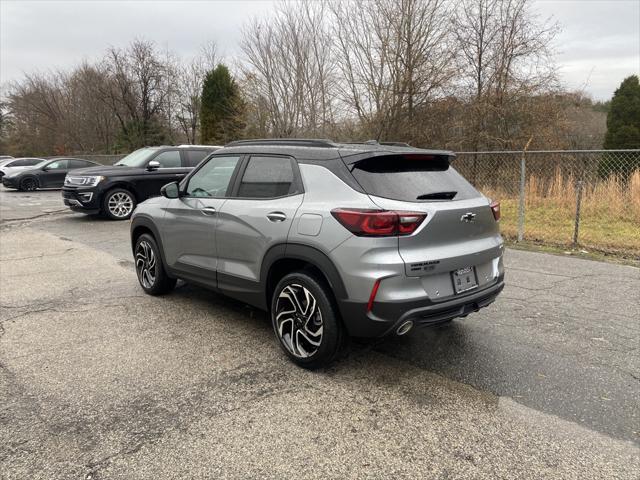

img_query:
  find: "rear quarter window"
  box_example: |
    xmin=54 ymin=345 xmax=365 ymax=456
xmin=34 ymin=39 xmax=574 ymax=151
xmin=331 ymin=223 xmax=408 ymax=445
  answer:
xmin=350 ymin=155 xmax=480 ymax=202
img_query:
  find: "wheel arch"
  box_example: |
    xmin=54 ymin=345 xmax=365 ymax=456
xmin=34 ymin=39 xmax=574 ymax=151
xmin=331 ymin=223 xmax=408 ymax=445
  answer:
xmin=20 ymin=174 xmax=39 ymax=188
xmin=261 ymin=243 xmax=348 ymax=310
xmin=130 ymin=216 xmax=172 ymax=276
xmin=104 ymin=182 xmax=138 ymax=200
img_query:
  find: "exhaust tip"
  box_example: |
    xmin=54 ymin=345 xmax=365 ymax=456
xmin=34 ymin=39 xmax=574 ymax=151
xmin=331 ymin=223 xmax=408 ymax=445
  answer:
xmin=396 ymin=320 xmax=414 ymax=336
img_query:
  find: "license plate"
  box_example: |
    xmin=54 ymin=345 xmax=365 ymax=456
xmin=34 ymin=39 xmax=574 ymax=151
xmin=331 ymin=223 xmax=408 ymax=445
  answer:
xmin=452 ymin=266 xmax=478 ymax=294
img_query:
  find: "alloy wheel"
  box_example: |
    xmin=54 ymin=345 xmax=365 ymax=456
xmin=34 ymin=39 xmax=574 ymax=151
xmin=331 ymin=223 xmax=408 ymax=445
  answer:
xmin=135 ymin=240 xmax=157 ymax=289
xmin=21 ymin=178 xmax=37 ymax=191
xmin=107 ymin=192 xmax=134 ymax=218
xmin=275 ymin=283 xmax=324 ymax=358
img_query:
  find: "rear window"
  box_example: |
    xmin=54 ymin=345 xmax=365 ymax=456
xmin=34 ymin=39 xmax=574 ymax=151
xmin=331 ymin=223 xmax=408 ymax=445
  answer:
xmin=350 ymin=155 xmax=480 ymax=202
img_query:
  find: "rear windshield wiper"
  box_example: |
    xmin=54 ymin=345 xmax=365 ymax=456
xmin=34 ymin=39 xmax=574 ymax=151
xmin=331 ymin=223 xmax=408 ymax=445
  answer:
xmin=416 ymin=191 xmax=457 ymax=200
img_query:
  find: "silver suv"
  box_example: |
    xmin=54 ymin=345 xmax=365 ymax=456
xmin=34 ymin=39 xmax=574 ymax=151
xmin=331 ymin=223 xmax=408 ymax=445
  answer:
xmin=130 ymin=139 xmax=504 ymax=368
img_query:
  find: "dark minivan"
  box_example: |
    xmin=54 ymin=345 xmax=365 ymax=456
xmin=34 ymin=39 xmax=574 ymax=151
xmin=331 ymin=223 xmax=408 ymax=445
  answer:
xmin=62 ymin=145 xmax=219 ymax=220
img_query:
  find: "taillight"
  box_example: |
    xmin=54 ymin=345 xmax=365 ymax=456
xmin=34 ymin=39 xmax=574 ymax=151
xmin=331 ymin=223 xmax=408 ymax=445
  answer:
xmin=331 ymin=208 xmax=426 ymax=236
xmin=490 ymin=201 xmax=501 ymax=221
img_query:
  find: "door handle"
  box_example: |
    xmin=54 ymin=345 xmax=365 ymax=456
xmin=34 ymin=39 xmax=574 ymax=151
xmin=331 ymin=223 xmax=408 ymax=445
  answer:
xmin=200 ymin=206 xmax=217 ymax=216
xmin=267 ymin=212 xmax=287 ymax=222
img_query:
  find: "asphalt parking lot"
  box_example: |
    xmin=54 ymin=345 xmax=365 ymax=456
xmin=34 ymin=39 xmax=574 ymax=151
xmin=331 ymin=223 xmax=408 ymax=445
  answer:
xmin=1 ymin=188 xmax=639 ymax=479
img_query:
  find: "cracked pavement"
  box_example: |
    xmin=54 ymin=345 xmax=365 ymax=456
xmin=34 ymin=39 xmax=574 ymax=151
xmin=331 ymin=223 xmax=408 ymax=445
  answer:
xmin=0 ymin=189 xmax=639 ymax=479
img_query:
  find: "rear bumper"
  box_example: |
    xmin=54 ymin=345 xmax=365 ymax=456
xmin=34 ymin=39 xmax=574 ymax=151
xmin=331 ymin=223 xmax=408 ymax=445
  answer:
xmin=338 ymin=275 xmax=505 ymax=337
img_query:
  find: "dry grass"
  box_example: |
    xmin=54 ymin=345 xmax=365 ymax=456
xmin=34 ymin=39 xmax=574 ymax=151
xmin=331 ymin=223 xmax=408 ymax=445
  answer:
xmin=480 ymin=170 xmax=640 ymax=258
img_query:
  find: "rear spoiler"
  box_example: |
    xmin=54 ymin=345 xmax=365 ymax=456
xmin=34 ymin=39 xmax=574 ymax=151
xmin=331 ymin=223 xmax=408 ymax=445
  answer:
xmin=338 ymin=149 xmax=455 ymax=167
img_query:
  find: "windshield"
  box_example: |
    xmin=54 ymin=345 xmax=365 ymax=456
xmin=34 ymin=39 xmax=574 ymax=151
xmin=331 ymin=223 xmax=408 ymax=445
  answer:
xmin=114 ymin=148 xmax=157 ymax=167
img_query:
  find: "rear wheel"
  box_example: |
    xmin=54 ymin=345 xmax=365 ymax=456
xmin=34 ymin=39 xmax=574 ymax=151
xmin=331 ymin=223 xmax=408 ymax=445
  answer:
xmin=271 ymin=272 xmax=345 ymax=369
xmin=19 ymin=177 xmax=38 ymax=191
xmin=103 ymin=188 xmax=136 ymax=220
xmin=134 ymin=233 xmax=176 ymax=295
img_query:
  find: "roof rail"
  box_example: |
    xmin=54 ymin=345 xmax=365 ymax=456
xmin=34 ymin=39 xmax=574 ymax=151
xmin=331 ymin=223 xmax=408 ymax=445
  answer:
xmin=177 ymin=144 xmax=222 ymax=148
xmin=343 ymin=140 xmax=412 ymax=147
xmin=225 ymin=138 xmax=337 ymax=148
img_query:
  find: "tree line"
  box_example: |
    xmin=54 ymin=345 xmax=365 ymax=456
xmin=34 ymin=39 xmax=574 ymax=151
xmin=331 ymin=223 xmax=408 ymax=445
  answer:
xmin=0 ymin=0 xmax=623 ymax=156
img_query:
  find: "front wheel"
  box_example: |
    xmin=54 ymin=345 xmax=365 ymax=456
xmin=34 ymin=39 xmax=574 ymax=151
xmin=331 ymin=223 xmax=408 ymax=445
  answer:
xmin=103 ymin=188 xmax=136 ymax=220
xmin=19 ymin=177 xmax=38 ymax=191
xmin=134 ymin=233 xmax=176 ymax=295
xmin=271 ymin=272 xmax=345 ymax=369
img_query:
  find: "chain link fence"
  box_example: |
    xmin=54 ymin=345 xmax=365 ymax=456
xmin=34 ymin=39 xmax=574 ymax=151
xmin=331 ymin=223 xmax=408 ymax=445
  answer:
xmin=453 ymin=150 xmax=640 ymax=258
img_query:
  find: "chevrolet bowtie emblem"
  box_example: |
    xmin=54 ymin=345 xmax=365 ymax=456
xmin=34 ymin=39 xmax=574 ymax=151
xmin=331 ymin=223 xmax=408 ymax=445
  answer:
xmin=460 ymin=212 xmax=476 ymax=223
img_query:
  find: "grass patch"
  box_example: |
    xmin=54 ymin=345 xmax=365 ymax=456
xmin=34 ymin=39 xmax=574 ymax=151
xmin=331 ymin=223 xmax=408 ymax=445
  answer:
xmin=480 ymin=170 xmax=640 ymax=260
xmin=497 ymin=199 xmax=640 ymax=257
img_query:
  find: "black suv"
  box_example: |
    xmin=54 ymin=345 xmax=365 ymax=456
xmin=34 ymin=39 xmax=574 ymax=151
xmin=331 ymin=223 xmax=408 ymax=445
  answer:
xmin=62 ymin=145 xmax=219 ymax=220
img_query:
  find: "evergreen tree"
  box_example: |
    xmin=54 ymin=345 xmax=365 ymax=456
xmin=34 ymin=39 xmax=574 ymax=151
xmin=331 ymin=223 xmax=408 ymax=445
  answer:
xmin=200 ymin=64 xmax=245 ymax=144
xmin=601 ymin=75 xmax=640 ymax=177
xmin=604 ymin=75 xmax=640 ymax=149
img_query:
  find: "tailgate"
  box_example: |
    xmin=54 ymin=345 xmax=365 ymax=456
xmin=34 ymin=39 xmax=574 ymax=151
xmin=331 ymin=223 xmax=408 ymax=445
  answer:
xmin=369 ymin=195 xmax=502 ymax=277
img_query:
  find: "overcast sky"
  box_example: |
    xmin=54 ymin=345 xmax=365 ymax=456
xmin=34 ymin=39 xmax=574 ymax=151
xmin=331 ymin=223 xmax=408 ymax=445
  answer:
xmin=1 ymin=0 xmax=639 ymax=100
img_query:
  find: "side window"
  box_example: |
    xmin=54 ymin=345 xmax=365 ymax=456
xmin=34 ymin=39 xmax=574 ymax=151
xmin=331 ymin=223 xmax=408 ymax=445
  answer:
xmin=45 ymin=160 xmax=69 ymax=170
xmin=13 ymin=159 xmax=40 ymax=167
xmin=152 ymin=150 xmax=182 ymax=168
xmin=186 ymin=156 xmax=241 ymax=197
xmin=184 ymin=150 xmax=211 ymax=167
xmin=68 ymin=160 xmax=91 ymax=169
xmin=237 ymin=156 xmax=296 ymax=198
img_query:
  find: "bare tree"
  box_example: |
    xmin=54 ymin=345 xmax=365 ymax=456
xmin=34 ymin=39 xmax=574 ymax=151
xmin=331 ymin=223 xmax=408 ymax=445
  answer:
xmin=6 ymin=72 xmax=63 ymax=154
xmin=452 ymin=0 xmax=559 ymax=150
xmin=1 ymin=1 xmax=568 ymax=156
xmin=330 ymin=0 xmax=454 ymax=141
xmin=240 ymin=1 xmax=336 ymax=137
xmin=97 ymin=39 xmax=171 ymax=149
xmin=175 ymin=43 xmax=219 ymax=144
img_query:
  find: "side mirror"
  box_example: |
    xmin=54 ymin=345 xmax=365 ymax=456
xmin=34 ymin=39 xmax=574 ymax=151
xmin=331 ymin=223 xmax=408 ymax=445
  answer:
xmin=160 ymin=181 xmax=180 ymax=199
xmin=147 ymin=160 xmax=161 ymax=171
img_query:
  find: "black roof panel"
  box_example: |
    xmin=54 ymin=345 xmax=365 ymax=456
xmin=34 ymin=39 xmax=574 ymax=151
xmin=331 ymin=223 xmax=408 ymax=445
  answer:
xmin=218 ymin=138 xmax=454 ymax=161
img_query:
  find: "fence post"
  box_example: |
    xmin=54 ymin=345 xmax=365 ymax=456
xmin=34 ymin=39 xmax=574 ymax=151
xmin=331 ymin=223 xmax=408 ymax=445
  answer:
xmin=573 ymin=178 xmax=584 ymax=248
xmin=517 ymin=151 xmax=526 ymax=242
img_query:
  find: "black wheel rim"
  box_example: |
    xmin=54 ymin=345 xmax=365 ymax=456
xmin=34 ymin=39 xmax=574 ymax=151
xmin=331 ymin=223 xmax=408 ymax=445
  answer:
xmin=135 ymin=240 xmax=157 ymax=288
xmin=22 ymin=179 xmax=36 ymax=190
xmin=275 ymin=283 xmax=323 ymax=358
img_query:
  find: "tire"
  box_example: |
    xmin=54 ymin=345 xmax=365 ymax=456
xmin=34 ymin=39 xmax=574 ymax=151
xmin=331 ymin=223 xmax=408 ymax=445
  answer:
xmin=271 ymin=271 xmax=345 ymax=369
xmin=19 ymin=177 xmax=38 ymax=191
xmin=134 ymin=233 xmax=176 ymax=295
xmin=102 ymin=188 xmax=136 ymax=220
